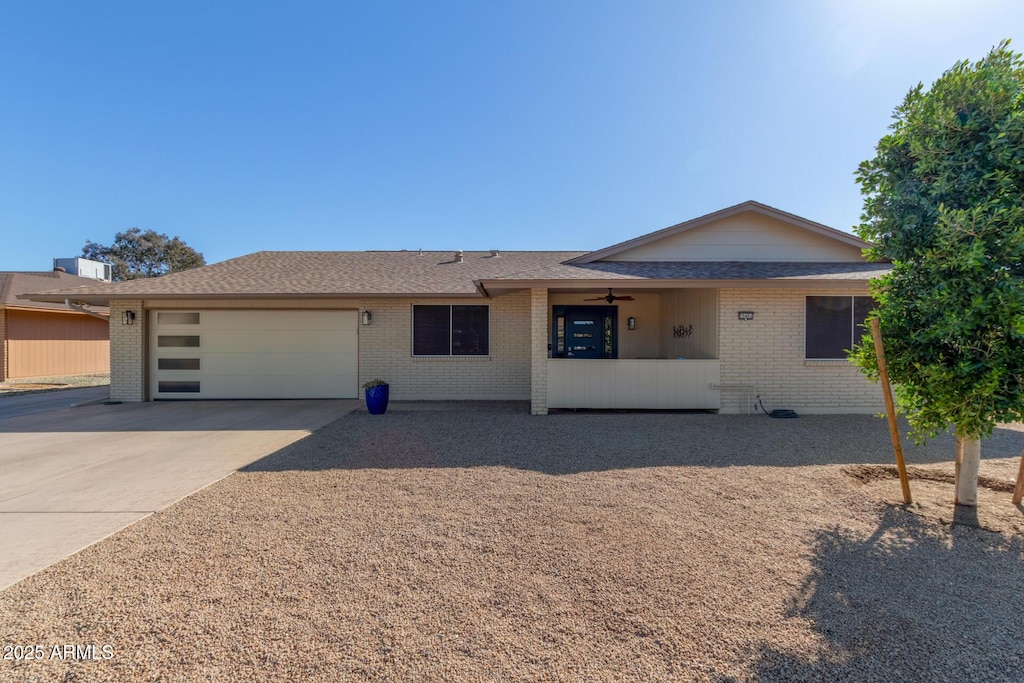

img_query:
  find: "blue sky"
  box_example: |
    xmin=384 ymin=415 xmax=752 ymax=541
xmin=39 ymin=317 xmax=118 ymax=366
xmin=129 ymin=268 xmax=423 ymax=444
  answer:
xmin=1 ymin=1 xmax=1021 ymax=270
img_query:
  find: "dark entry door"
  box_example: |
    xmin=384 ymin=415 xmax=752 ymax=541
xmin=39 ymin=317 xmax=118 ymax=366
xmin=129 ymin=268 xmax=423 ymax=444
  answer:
xmin=565 ymin=307 xmax=606 ymax=358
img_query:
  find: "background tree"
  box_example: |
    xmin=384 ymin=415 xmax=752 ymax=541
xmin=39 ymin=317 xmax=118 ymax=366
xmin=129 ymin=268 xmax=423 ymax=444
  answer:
xmin=82 ymin=227 xmax=206 ymax=282
xmin=851 ymin=41 xmax=1024 ymax=507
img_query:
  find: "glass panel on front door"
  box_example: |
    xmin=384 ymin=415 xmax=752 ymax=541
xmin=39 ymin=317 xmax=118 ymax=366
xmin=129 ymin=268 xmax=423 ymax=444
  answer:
xmin=553 ymin=305 xmax=618 ymax=359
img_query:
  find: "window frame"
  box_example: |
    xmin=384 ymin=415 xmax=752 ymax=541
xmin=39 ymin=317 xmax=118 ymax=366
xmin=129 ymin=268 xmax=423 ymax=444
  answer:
xmin=411 ymin=304 xmax=490 ymax=357
xmin=804 ymin=295 xmax=874 ymax=360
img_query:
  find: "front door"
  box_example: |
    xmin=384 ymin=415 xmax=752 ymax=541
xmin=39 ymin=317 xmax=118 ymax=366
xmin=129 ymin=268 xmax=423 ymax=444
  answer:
xmin=564 ymin=306 xmax=615 ymax=358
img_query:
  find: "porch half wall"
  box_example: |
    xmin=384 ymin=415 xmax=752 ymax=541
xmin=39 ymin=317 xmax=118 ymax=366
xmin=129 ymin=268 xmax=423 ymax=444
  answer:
xmin=547 ymin=359 xmax=720 ymax=409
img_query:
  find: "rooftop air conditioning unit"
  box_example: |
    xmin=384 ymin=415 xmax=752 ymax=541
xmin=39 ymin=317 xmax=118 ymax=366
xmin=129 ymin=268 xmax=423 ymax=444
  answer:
xmin=53 ymin=257 xmax=112 ymax=282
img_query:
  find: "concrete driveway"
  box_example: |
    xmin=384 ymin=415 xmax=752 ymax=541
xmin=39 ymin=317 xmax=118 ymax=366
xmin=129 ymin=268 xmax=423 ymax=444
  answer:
xmin=0 ymin=386 xmax=110 ymax=419
xmin=0 ymin=399 xmax=359 ymax=589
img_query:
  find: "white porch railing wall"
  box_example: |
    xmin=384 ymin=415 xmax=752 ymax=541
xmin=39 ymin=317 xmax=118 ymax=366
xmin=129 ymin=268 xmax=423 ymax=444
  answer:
xmin=546 ymin=359 xmax=721 ymax=410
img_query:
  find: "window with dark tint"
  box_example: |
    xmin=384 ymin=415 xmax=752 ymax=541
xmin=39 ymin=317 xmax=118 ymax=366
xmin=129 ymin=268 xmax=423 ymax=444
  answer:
xmin=157 ymin=335 xmax=200 ymax=348
xmin=413 ymin=305 xmax=488 ymax=356
xmin=158 ymin=358 xmax=201 ymax=370
xmin=451 ymin=305 xmax=489 ymax=355
xmin=854 ymin=297 xmax=873 ymax=339
xmin=158 ymin=380 xmax=200 ymax=393
xmin=805 ymin=296 xmax=873 ymax=359
xmin=413 ymin=306 xmax=452 ymax=355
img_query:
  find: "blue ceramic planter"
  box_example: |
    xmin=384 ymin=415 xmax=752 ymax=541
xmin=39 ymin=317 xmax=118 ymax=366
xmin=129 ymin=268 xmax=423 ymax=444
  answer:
xmin=365 ymin=384 xmax=390 ymax=414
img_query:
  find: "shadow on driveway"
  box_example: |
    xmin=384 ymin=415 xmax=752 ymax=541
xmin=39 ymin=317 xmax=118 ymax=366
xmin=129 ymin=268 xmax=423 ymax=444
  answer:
xmin=0 ymin=399 xmax=359 ymax=433
xmin=0 ymin=386 xmax=109 ymax=420
xmin=242 ymin=409 xmax=1024 ymax=475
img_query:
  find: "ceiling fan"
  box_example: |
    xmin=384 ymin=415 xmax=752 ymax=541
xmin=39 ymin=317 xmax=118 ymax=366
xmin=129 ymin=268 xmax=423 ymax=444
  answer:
xmin=584 ymin=288 xmax=635 ymax=304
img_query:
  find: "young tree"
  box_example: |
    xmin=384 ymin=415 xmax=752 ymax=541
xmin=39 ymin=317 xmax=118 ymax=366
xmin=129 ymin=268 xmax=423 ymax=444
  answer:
xmin=82 ymin=227 xmax=206 ymax=282
xmin=851 ymin=41 xmax=1024 ymax=507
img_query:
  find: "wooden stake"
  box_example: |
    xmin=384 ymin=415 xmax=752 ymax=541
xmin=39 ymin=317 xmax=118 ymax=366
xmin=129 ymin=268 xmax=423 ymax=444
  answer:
xmin=954 ymin=436 xmax=963 ymax=506
xmin=1013 ymin=445 xmax=1024 ymax=506
xmin=870 ymin=318 xmax=912 ymax=504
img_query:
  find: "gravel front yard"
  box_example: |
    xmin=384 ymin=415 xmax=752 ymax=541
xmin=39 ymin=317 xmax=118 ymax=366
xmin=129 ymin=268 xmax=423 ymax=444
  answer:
xmin=2 ymin=407 xmax=1023 ymax=682
xmin=0 ymin=373 xmax=109 ymax=396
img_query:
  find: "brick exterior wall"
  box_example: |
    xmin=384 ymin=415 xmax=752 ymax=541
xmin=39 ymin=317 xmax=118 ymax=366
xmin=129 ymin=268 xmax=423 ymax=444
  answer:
xmin=0 ymin=309 xmax=7 ymax=382
xmin=718 ymin=288 xmax=883 ymax=414
xmin=109 ymin=300 xmax=145 ymax=402
xmin=105 ymin=286 xmax=884 ymax=415
xmin=357 ymin=291 xmax=531 ymax=400
xmin=530 ymin=288 xmax=549 ymax=415
xmin=108 ymin=293 xmax=533 ymax=402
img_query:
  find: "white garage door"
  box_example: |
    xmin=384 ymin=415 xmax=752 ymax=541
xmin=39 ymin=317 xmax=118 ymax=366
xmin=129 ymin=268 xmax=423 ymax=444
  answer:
xmin=149 ymin=310 xmax=358 ymax=399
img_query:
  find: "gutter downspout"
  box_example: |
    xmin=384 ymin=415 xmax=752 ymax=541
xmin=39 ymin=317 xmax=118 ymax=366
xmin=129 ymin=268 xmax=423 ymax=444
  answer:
xmin=65 ymin=299 xmax=109 ymax=321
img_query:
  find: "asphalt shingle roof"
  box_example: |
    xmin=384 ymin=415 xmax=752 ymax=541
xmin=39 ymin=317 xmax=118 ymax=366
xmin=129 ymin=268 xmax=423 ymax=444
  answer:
xmin=21 ymin=251 xmax=891 ymax=304
xmin=2 ymin=271 xmax=112 ymax=311
xmin=22 ymin=251 xmax=588 ymax=301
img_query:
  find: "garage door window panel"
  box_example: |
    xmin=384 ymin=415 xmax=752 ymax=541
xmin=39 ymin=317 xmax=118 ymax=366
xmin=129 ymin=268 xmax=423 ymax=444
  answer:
xmin=156 ymin=312 xmax=200 ymax=325
xmin=158 ymin=335 xmax=200 ymax=348
xmin=157 ymin=358 xmax=201 ymax=371
xmin=158 ymin=380 xmax=200 ymax=393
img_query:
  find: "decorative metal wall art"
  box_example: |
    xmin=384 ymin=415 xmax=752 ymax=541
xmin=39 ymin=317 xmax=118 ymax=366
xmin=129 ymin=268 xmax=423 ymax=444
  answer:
xmin=673 ymin=324 xmax=694 ymax=339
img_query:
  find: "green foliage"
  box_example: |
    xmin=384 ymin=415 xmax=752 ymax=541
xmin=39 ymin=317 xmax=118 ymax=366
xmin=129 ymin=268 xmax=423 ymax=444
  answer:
xmin=362 ymin=378 xmax=388 ymax=389
xmin=82 ymin=227 xmax=205 ymax=282
xmin=851 ymin=40 xmax=1024 ymax=441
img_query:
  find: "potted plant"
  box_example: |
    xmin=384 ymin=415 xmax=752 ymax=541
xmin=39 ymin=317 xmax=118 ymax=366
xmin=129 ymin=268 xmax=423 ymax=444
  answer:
xmin=362 ymin=378 xmax=390 ymax=415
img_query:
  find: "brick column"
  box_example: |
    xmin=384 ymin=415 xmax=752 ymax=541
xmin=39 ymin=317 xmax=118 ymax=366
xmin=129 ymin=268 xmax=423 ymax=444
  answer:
xmin=529 ymin=288 xmax=548 ymax=415
xmin=109 ymin=300 xmax=145 ymax=401
xmin=0 ymin=309 xmax=7 ymax=382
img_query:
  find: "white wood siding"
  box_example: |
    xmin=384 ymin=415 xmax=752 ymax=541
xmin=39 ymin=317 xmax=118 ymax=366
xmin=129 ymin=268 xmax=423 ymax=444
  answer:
xmin=660 ymin=289 xmax=718 ymax=359
xmin=603 ymin=213 xmax=864 ymax=262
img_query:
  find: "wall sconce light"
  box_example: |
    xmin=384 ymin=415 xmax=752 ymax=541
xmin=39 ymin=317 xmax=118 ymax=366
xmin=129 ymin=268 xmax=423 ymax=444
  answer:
xmin=123 ymin=310 xmax=136 ymax=326
xmin=627 ymin=316 xmax=636 ymax=330
xmin=738 ymin=311 xmax=755 ymax=321
xmin=362 ymin=310 xmax=372 ymax=325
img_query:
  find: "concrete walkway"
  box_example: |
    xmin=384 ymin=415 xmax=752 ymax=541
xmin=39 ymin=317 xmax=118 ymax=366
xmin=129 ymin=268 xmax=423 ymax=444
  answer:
xmin=0 ymin=399 xmax=360 ymax=589
xmin=0 ymin=386 xmax=110 ymax=420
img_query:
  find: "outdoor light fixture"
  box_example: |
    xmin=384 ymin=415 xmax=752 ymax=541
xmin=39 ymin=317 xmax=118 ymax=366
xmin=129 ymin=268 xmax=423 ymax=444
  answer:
xmin=738 ymin=311 xmax=755 ymax=321
xmin=362 ymin=310 xmax=372 ymax=325
xmin=123 ymin=310 xmax=136 ymax=326
xmin=627 ymin=316 xmax=636 ymax=330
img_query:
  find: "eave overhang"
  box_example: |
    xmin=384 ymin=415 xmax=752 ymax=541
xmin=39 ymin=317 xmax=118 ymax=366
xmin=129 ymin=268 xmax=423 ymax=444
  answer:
xmin=476 ymin=277 xmax=880 ymax=294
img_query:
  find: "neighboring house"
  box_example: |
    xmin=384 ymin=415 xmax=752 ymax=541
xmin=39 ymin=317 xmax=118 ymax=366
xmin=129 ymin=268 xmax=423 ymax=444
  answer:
xmin=24 ymin=201 xmax=890 ymax=414
xmin=1 ymin=271 xmax=110 ymax=382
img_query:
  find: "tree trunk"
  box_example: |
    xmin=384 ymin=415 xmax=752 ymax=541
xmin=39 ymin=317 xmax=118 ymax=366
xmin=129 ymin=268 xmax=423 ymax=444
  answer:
xmin=955 ymin=434 xmax=981 ymax=507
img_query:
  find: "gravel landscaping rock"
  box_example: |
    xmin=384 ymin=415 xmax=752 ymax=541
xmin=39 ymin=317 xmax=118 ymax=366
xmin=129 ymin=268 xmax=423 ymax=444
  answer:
xmin=0 ymin=373 xmax=109 ymax=396
xmin=1 ymin=409 xmax=1022 ymax=682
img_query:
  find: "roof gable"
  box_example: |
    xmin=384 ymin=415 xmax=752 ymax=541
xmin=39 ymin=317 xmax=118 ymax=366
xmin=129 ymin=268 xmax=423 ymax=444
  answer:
xmin=569 ymin=201 xmax=871 ymax=264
